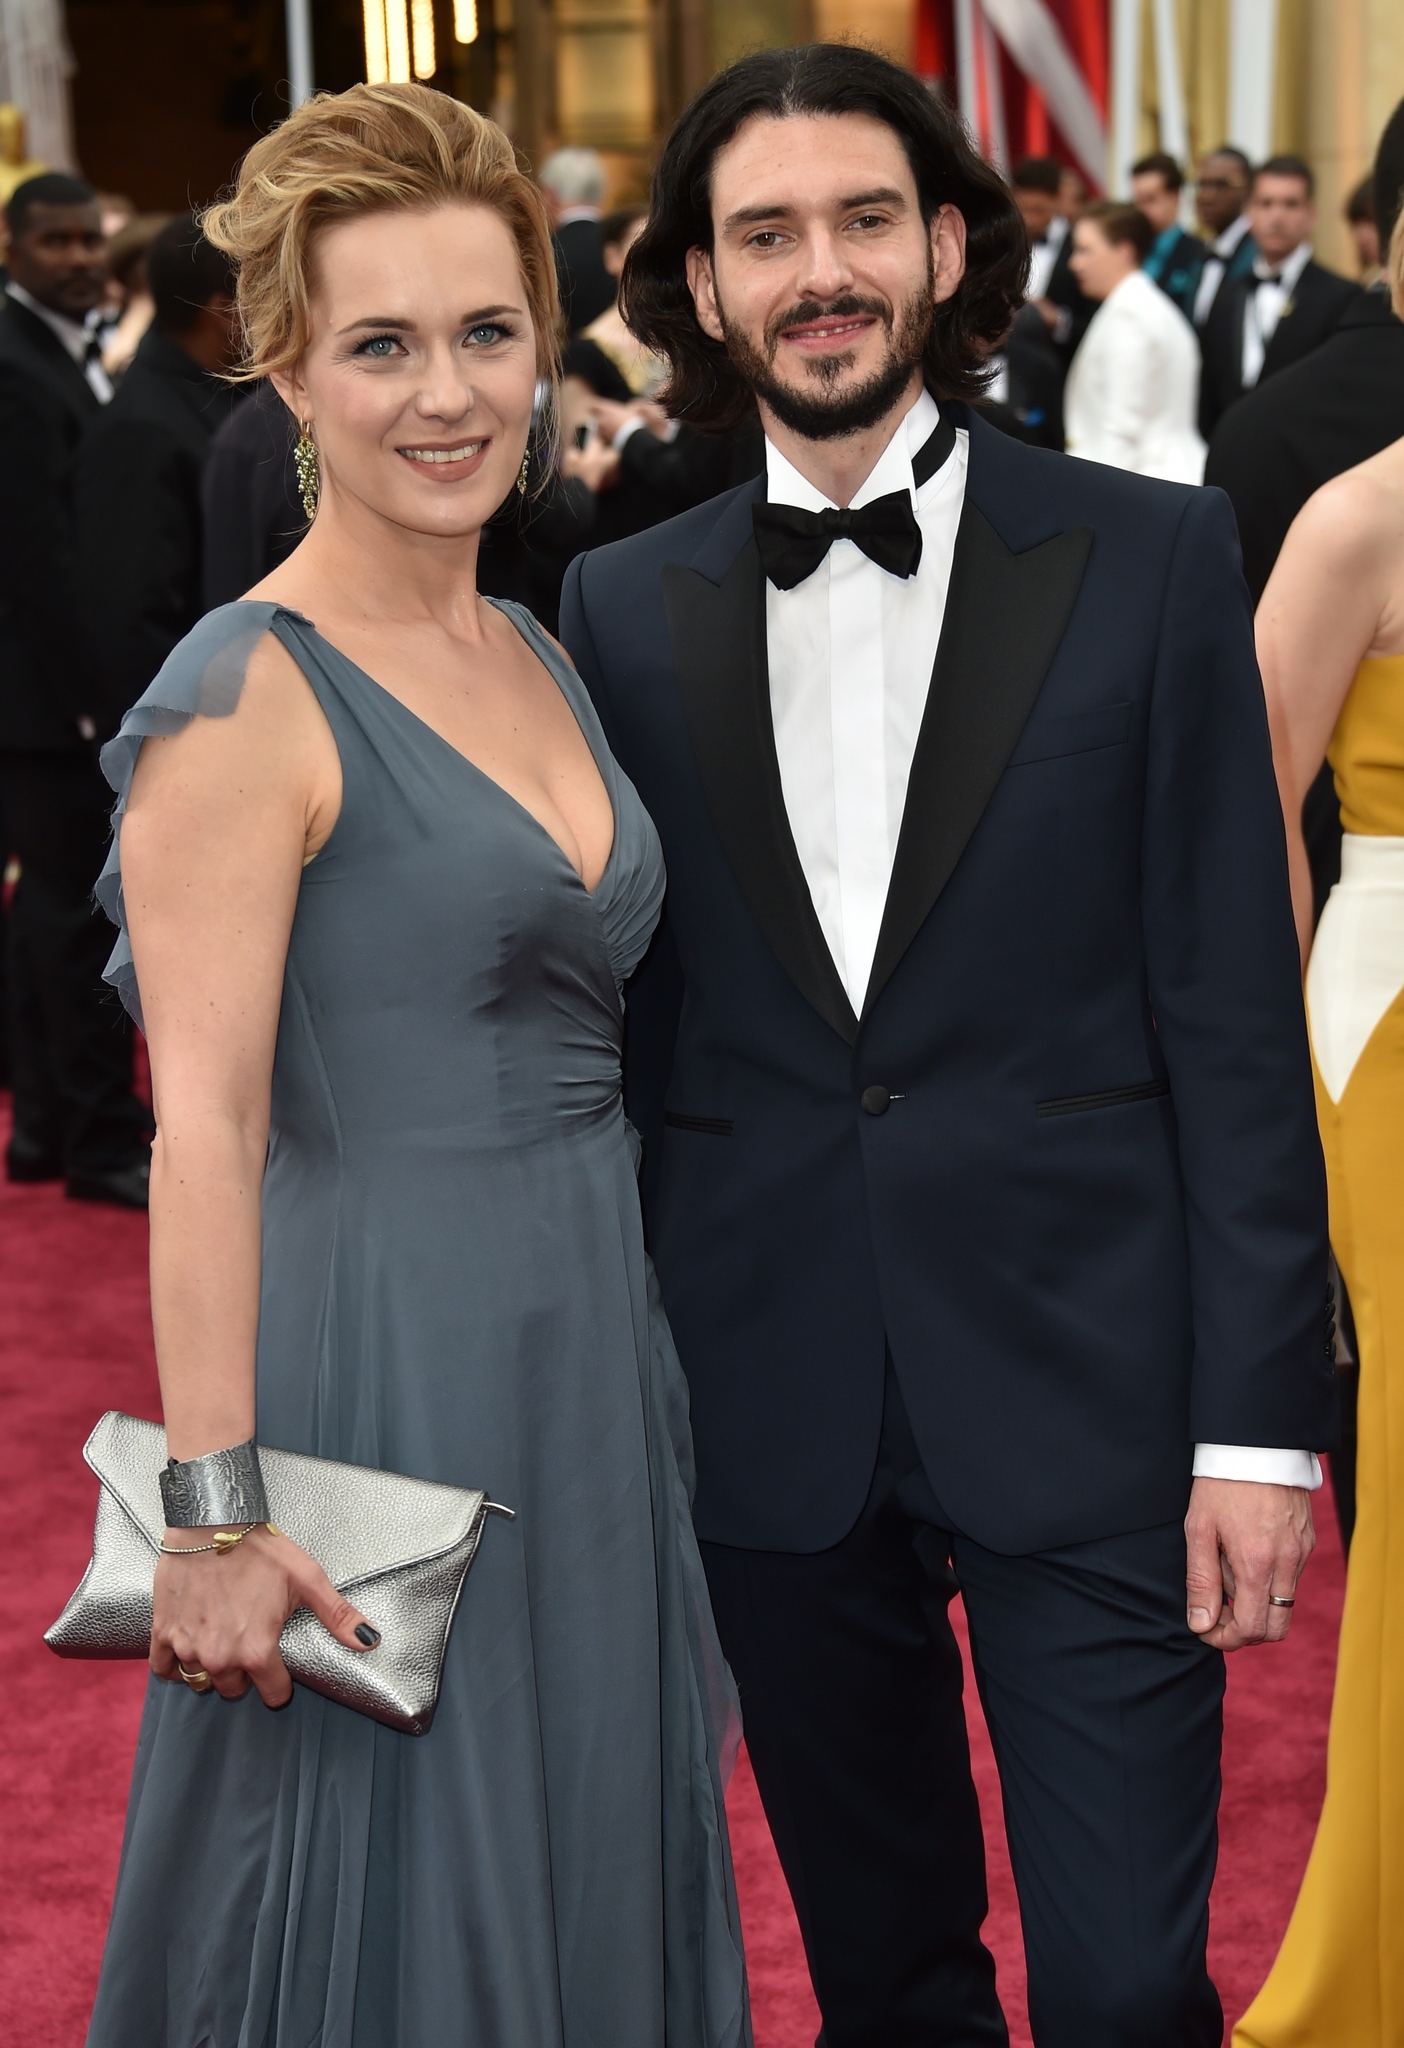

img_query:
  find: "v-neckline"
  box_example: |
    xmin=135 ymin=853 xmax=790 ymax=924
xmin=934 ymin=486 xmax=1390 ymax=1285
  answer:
xmin=269 ymin=600 xmax=619 ymax=902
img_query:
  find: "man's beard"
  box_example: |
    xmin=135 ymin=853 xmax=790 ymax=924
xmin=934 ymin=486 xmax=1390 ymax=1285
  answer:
xmin=716 ymin=268 xmax=935 ymax=441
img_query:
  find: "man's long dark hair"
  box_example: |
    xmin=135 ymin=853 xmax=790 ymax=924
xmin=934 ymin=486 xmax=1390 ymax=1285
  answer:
xmin=621 ymin=44 xmax=1029 ymax=432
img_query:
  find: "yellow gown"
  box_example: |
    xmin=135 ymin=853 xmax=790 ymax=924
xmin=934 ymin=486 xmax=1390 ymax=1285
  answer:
xmin=1235 ymin=654 xmax=1404 ymax=2047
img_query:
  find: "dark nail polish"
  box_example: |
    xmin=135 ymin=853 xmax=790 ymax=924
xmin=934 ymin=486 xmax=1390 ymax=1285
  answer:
xmin=354 ymin=1623 xmax=380 ymax=1648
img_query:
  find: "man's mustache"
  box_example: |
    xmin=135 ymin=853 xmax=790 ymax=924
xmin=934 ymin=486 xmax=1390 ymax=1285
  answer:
xmin=763 ymin=295 xmax=894 ymax=358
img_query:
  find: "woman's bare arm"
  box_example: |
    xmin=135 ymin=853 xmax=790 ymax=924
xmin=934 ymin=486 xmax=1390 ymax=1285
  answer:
xmin=121 ymin=635 xmax=367 ymax=1704
xmin=1256 ymin=468 xmax=1397 ymax=967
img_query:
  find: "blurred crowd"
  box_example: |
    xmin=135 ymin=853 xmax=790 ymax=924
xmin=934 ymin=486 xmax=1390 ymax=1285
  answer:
xmin=0 ymin=100 xmax=1402 ymax=1215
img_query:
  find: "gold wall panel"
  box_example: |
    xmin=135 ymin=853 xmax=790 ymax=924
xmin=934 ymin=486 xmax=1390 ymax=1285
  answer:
xmin=555 ymin=0 xmax=656 ymax=147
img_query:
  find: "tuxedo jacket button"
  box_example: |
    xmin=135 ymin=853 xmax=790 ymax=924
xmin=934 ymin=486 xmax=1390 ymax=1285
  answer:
xmin=860 ymin=1085 xmax=891 ymax=1116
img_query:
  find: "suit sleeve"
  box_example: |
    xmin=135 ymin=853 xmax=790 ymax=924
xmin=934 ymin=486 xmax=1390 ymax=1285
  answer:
xmin=0 ymin=370 xmax=91 ymax=727
xmin=75 ymin=416 xmax=200 ymax=738
xmin=1140 ymin=485 xmax=1336 ymax=1451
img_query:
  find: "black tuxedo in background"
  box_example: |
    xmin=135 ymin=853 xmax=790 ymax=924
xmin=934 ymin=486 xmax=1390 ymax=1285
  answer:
xmin=563 ymin=408 xmax=1333 ymax=2044
xmin=1207 ymin=287 xmax=1404 ymax=602
xmin=0 ymin=295 xmax=97 ymax=748
xmin=1206 ymin=285 xmax=1404 ymax=916
xmin=201 ymin=379 xmax=305 ymax=610
xmin=552 ymin=216 xmax=613 ymax=337
xmin=1004 ymin=227 xmax=1098 ymax=447
xmin=0 ymin=295 xmax=149 ymax=1184
xmin=1043 ymin=227 xmax=1097 ymax=360
xmin=1198 ymin=256 xmax=1363 ymax=438
xmin=74 ymin=324 xmax=241 ymax=736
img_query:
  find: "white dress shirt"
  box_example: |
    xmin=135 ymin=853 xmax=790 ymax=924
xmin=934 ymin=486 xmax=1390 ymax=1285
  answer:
xmin=767 ymin=389 xmax=962 ymax=1013
xmin=5 ymin=282 xmax=114 ymax=403
xmin=762 ymin=389 xmax=1319 ymax=1492
xmin=1027 ymin=214 xmax=1068 ymax=303
xmin=1192 ymin=211 xmax=1252 ymax=327
xmin=1240 ymin=241 xmax=1312 ymax=390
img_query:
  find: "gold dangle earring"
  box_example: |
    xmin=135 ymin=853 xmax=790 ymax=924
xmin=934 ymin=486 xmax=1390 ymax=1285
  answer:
xmin=517 ymin=445 xmax=531 ymax=496
xmin=295 ymin=419 xmax=320 ymax=522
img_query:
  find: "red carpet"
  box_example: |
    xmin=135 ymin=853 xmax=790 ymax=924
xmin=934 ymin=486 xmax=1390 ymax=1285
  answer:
xmin=0 ymin=1131 xmax=1343 ymax=2048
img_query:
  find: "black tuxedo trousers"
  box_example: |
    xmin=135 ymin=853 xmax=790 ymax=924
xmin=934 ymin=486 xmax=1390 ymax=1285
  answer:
xmin=703 ymin=1363 xmax=1223 ymax=2048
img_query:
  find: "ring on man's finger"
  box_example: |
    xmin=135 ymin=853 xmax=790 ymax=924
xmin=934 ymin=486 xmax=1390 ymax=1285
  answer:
xmin=1266 ymin=1593 xmax=1296 ymax=1609
xmin=177 ymin=1662 xmax=215 ymax=1692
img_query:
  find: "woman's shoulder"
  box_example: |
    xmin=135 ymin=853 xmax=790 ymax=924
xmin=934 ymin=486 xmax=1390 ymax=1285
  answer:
xmin=1294 ymin=453 xmax=1404 ymax=564
xmin=100 ymin=602 xmax=316 ymax=799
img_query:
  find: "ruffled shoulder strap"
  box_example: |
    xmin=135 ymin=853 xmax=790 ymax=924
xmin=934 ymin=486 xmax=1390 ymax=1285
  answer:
xmin=96 ymin=601 xmax=294 ymax=1027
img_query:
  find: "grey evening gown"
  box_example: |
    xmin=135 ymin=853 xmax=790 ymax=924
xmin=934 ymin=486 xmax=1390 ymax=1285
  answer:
xmin=86 ymin=599 xmax=751 ymax=2048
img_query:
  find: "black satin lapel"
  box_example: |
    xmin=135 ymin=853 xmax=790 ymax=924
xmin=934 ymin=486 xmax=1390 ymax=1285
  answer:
xmin=863 ymin=504 xmax=1093 ymax=1018
xmin=663 ymin=540 xmax=859 ymax=1045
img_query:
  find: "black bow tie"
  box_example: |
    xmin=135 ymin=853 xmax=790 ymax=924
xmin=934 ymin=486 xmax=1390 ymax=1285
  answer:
xmin=752 ymin=411 xmax=956 ymax=591
xmin=753 ymin=491 xmax=922 ymax=590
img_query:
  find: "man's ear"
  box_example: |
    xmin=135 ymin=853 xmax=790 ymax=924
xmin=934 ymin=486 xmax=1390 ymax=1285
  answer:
xmin=685 ymin=245 xmax=726 ymax=343
xmin=931 ymin=204 xmax=968 ymax=307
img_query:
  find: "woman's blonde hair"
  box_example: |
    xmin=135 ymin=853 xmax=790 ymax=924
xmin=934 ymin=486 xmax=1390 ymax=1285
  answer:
xmin=1390 ymin=203 xmax=1404 ymax=320
xmin=203 ymin=83 xmax=559 ymax=383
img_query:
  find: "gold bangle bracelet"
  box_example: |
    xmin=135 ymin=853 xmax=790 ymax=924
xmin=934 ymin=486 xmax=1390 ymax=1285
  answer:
xmin=158 ymin=1520 xmax=281 ymax=1556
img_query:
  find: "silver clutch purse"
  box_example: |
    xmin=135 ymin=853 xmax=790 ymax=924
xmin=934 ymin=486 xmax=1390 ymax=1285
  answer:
xmin=45 ymin=1411 xmax=512 ymax=1735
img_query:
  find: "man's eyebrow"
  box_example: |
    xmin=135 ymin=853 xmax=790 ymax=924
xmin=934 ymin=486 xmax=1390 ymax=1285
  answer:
xmin=721 ymin=188 xmax=909 ymax=233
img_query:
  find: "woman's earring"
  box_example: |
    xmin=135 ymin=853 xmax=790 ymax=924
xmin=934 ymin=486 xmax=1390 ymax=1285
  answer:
xmin=295 ymin=420 xmax=320 ymax=522
xmin=517 ymin=445 xmax=531 ymax=496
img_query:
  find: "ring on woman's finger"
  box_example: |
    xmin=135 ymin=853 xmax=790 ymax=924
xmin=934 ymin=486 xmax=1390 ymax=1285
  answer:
xmin=177 ymin=1662 xmax=215 ymax=1693
xmin=1266 ymin=1593 xmax=1296 ymax=1609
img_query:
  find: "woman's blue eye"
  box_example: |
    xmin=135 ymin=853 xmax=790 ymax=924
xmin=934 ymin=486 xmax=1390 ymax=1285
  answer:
xmin=467 ymin=323 xmax=507 ymax=346
xmin=357 ymin=334 xmax=400 ymax=358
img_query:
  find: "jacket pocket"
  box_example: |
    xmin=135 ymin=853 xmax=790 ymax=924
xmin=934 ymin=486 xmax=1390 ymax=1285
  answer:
xmin=1008 ymin=701 xmax=1132 ymax=767
xmin=664 ymin=1111 xmax=735 ymax=1137
xmin=1036 ymin=1079 xmax=1170 ymax=1118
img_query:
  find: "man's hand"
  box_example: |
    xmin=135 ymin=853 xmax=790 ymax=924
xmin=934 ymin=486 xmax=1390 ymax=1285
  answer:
xmin=1184 ymin=1477 xmax=1315 ymax=1650
xmin=587 ymin=396 xmax=647 ymax=444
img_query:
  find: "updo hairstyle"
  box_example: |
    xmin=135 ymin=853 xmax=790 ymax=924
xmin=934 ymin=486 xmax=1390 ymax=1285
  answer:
xmin=203 ymin=83 xmax=559 ymax=384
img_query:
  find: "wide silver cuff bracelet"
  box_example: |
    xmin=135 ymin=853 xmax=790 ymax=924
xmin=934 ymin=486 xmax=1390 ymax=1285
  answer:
xmin=159 ymin=1436 xmax=269 ymax=1527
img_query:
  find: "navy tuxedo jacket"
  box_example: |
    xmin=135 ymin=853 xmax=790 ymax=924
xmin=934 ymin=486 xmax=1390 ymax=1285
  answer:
xmin=561 ymin=405 xmax=1335 ymax=1558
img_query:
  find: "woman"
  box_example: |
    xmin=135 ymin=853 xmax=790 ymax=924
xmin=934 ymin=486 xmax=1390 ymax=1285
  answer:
xmin=557 ymin=207 xmax=677 ymax=541
xmin=1234 ymin=210 xmax=1404 ymax=2048
xmin=561 ymin=204 xmax=665 ymax=418
xmin=85 ymin=83 xmax=749 ymax=2048
xmin=1063 ymin=200 xmax=1206 ymax=483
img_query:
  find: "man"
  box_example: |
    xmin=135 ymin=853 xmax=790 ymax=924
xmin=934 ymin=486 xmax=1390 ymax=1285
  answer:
xmin=1207 ymin=105 xmax=1404 ymax=611
xmin=539 ymin=146 xmax=613 ymax=337
xmin=200 ymin=378 xmax=304 ymax=609
xmin=563 ymin=44 xmax=1335 ymax=2045
xmin=1199 ymin=154 xmax=1362 ymax=436
xmin=74 ymin=214 xmax=241 ymax=729
xmin=1190 ymin=144 xmax=1256 ymax=327
xmin=0 ymin=172 xmax=151 ymax=1205
xmin=1132 ymin=151 xmax=1205 ymax=319
xmin=1002 ymin=156 xmax=1095 ymax=447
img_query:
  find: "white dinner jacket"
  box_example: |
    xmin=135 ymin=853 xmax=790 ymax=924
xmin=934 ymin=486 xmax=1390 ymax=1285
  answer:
xmin=1064 ymin=268 xmax=1206 ymax=486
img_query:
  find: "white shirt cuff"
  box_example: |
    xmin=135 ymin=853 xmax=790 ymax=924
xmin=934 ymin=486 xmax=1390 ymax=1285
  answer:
xmin=1192 ymin=1444 xmax=1323 ymax=1490
xmin=612 ymin=417 xmax=646 ymax=451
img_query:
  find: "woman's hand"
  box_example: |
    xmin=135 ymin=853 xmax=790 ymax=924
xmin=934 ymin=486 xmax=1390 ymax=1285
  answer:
xmin=151 ymin=1523 xmax=378 ymax=1707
